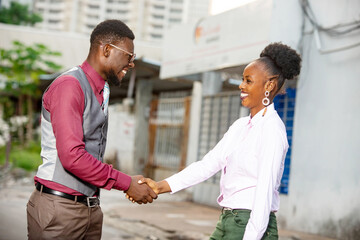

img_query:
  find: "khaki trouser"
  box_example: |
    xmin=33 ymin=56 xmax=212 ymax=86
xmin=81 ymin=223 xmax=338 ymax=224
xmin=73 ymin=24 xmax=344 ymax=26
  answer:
xmin=210 ymin=209 xmax=278 ymax=240
xmin=27 ymin=189 xmax=103 ymax=240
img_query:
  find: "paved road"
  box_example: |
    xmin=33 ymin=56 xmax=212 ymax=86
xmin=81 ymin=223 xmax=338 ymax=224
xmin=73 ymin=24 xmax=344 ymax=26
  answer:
xmin=0 ymin=176 xmax=335 ymax=240
xmin=0 ymin=178 xmax=133 ymax=240
xmin=0 ymin=177 xmax=214 ymax=240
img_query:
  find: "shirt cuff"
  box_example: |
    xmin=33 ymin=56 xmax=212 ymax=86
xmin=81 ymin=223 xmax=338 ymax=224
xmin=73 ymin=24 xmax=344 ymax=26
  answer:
xmin=108 ymin=170 xmax=132 ymax=191
xmin=243 ymin=230 xmax=262 ymax=240
xmin=165 ymin=175 xmax=182 ymax=194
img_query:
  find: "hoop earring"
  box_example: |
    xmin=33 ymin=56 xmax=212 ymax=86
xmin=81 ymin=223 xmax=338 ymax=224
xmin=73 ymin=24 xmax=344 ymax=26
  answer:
xmin=262 ymin=91 xmax=270 ymax=106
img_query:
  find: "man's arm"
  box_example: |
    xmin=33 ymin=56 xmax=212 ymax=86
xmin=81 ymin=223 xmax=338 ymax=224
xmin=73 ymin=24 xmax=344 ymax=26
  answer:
xmin=45 ymin=77 xmax=157 ymax=203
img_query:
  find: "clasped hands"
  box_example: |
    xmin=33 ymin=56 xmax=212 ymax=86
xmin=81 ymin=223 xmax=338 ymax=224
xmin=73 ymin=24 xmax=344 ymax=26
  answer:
xmin=124 ymin=175 xmax=165 ymax=204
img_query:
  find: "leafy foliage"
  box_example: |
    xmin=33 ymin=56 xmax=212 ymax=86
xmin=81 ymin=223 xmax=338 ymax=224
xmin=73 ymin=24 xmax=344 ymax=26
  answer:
xmin=0 ymin=40 xmax=62 ymax=98
xmin=0 ymin=2 xmax=42 ymax=26
xmin=0 ymin=41 xmax=62 ymax=146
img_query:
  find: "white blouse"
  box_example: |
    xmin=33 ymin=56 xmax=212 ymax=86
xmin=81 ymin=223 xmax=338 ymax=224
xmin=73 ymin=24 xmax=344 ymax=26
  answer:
xmin=166 ymin=103 xmax=289 ymax=239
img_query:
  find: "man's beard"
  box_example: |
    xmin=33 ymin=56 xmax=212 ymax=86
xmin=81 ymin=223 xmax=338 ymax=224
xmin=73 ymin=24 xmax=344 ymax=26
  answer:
xmin=106 ymin=69 xmax=121 ymax=86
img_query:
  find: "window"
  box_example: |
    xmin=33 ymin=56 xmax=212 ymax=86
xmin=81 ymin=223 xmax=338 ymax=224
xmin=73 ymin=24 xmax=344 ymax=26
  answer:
xmin=88 ymin=4 xmax=99 ymax=9
xmin=152 ymin=14 xmax=164 ymax=19
xmin=154 ymin=5 xmax=165 ymax=10
xmin=49 ymin=9 xmax=61 ymax=14
xmin=152 ymin=24 xmax=163 ymax=29
xmin=150 ymin=33 xmax=162 ymax=39
xmin=170 ymin=8 xmax=182 ymax=13
xmin=197 ymin=93 xmax=243 ymax=184
xmin=273 ymin=88 xmax=296 ymax=194
xmin=196 ymin=89 xmax=297 ymax=195
xmin=169 ymin=18 xmax=181 ymax=23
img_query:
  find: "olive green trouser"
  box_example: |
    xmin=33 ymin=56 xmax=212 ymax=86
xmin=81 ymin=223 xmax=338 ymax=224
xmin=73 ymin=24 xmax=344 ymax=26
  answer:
xmin=210 ymin=209 xmax=278 ymax=240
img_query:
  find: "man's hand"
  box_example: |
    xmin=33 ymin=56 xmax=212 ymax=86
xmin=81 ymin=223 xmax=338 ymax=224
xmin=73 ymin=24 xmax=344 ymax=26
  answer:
xmin=125 ymin=175 xmax=157 ymax=204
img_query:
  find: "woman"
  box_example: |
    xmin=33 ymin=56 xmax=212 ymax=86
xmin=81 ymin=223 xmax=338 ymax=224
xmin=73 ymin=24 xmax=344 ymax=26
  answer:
xmin=134 ymin=42 xmax=301 ymax=239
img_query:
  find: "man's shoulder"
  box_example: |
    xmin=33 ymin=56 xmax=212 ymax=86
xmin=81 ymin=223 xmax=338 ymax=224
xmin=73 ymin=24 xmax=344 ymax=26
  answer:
xmin=51 ymin=70 xmax=81 ymax=88
xmin=45 ymin=72 xmax=82 ymax=97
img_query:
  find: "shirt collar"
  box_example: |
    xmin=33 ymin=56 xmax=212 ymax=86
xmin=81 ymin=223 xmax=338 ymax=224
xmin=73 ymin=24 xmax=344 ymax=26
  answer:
xmin=248 ymin=103 xmax=276 ymax=126
xmin=80 ymin=60 xmax=106 ymax=94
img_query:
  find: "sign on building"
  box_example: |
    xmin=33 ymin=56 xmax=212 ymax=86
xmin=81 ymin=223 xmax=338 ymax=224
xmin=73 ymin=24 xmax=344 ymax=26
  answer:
xmin=160 ymin=0 xmax=273 ymax=79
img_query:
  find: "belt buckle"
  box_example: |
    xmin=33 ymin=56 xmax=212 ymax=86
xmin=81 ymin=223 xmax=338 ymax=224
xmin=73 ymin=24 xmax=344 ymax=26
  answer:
xmin=223 ymin=207 xmax=238 ymax=215
xmin=222 ymin=207 xmax=232 ymax=214
xmin=86 ymin=197 xmax=99 ymax=208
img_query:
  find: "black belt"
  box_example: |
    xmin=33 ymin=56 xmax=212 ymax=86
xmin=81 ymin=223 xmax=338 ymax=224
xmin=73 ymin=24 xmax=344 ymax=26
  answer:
xmin=36 ymin=183 xmax=100 ymax=207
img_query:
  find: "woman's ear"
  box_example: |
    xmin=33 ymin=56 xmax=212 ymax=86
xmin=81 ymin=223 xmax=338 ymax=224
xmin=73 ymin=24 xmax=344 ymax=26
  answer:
xmin=265 ymin=79 xmax=277 ymax=92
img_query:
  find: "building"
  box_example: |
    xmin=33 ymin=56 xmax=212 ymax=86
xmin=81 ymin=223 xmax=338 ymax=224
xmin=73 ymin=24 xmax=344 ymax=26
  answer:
xmin=1 ymin=0 xmax=359 ymax=238
xmin=32 ymin=0 xmax=211 ymax=42
xmin=0 ymin=0 xmax=33 ymax=8
xmin=149 ymin=0 xmax=360 ymax=239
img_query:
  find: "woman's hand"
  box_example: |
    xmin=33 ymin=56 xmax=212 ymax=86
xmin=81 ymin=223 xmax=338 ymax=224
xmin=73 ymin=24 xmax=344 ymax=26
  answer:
xmin=138 ymin=178 xmax=160 ymax=194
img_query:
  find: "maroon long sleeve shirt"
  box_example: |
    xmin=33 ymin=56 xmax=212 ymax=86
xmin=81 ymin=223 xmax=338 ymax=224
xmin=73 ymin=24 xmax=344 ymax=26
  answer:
xmin=35 ymin=61 xmax=132 ymax=195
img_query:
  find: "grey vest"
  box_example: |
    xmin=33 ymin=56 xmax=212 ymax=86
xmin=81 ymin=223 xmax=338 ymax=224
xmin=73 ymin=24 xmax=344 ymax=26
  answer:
xmin=36 ymin=66 xmax=108 ymax=196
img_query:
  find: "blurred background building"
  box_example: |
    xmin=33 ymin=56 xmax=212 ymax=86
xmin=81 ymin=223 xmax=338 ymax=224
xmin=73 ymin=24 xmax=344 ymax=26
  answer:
xmin=0 ymin=0 xmax=359 ymax=239
xmin=29 ymin=0 xmax=211 ymax=42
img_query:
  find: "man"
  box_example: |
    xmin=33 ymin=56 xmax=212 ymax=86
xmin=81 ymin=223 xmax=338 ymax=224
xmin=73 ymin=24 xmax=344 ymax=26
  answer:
xmin=27 ymin=19 xmax=157 ymax=240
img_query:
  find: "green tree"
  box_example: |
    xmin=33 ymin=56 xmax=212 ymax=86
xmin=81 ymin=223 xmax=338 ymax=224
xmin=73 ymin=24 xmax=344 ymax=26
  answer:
xmin=0 ymin=2 xmax=42 ymax=26
xmin=0 ymin=41 xmax=62 ymax=147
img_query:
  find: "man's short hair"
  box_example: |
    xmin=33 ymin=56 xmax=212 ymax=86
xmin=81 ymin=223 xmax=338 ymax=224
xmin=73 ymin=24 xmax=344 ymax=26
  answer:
xmin=90 ymin=19 xmax=135 ymax=51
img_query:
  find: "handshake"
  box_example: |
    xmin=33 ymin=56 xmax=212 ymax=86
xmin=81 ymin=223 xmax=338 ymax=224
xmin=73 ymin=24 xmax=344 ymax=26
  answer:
xmin=124 ymin=175 xmax=170 ymax=204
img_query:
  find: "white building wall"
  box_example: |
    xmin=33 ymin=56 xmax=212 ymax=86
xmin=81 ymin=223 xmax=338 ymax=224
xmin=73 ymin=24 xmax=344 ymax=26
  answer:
xmin=33 ymin=0 xmax=134 ymax=34
xmin=185 ymin=0 xmax=211 ymax=24
xmin=105 ymin=104 xmax=136 ymax=174
xmin=271 ymin=0 xmax=360 ymax=238
xmin=0 ymin=23 xmax=89 ymax=70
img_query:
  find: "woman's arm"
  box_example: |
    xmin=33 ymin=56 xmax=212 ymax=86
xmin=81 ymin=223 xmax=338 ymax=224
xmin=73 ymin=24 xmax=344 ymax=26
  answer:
xmin=138 ymin=178 xmax=170 ymax=194
xmin=127 ymin=119 xmax=244 ymax=202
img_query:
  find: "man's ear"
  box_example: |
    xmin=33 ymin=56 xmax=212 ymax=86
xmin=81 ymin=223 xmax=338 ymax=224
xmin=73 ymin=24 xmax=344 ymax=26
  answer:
xmin=103 ymin=44 xmax=110 ymax=57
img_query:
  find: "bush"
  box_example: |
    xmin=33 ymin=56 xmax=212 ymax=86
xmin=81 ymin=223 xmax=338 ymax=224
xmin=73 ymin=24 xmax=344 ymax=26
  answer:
xmin=0 ymin=141 xmax=42 ymax=172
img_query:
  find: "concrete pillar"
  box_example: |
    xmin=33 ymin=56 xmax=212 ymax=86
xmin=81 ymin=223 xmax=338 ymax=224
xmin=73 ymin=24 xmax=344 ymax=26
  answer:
xmin=201 ymin=71 xmax=222 ymax=96
xmin=185 ymin=71 xmax=223 ymax=167
xmin=133 ymin=79 xmax=153 ymax=175
xmin=185 ymin=81 xmax=202 ymax=166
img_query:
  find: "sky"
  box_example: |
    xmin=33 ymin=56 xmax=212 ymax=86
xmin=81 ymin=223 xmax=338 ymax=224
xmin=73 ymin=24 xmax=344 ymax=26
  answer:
xmin=210 ymin=0 xmax=257 ymax=15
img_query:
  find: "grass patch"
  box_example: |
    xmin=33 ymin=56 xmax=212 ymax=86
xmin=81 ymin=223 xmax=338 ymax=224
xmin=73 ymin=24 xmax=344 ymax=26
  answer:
xmin=0 ymin=141 xmax=42 ymax=172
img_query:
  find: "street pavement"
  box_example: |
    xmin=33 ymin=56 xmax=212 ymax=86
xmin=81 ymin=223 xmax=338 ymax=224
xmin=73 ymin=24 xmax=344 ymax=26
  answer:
xmin=0 ymin=176 xmax=336 ymax=240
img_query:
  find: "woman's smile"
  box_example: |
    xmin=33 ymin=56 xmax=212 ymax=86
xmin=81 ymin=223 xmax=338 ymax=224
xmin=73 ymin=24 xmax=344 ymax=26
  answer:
xmin=240 ymin=92 xmax=248 ymax=100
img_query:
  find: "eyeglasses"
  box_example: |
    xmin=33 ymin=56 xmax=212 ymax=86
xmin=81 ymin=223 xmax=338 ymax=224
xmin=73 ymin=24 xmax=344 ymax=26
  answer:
xmin=109 ymin=43 xmax=136 ymax=63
